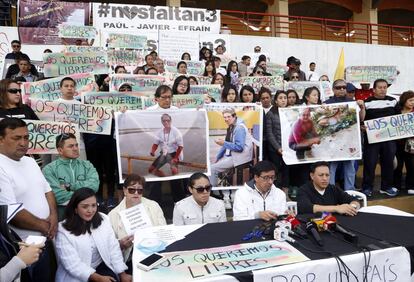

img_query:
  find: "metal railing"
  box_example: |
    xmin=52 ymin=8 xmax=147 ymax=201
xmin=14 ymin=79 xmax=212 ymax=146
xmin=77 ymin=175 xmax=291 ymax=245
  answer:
xmin=221 ymin=10 xmax=414 ymax=47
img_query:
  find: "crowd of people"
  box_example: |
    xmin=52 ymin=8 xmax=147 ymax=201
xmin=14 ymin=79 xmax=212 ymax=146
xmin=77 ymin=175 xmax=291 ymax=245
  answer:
xmin=0 ymin=37 xmax=413 ymax=282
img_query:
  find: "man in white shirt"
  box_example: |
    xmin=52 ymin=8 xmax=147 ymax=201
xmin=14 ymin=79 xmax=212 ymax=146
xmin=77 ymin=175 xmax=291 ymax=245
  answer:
xmin=0 ymin=117 xmax=57 ymax=281
xmin=147 ymin=85 xmax=178 ymax=110
xmin=233 ymin=160 xmax=287 ymax=221
xmin=149 ymin=113 xmax=183 ymax=177
xmin=173 ymin=172 xmax=226 ymax=225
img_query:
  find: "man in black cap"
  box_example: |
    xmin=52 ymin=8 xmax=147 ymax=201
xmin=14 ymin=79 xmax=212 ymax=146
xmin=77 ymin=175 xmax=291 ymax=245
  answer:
xmin=284 ymin=56 xmax=306 ymax=81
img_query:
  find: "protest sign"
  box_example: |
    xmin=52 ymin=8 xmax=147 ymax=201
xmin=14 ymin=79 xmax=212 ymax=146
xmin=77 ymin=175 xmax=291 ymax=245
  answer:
xmin=58 ymin=25 xmax=97 ymax=39
xmin=237 ymin=76 xmax=284 ymax=94
xmin=115 ymin=109 xmax=209 ymax=182
xmin=82 ymin=91 xmax=143 ymax=111
xmin=159 ymin=31 xmax=199 ymax=60
xmin=26 ymin=120 xmax=79 ymax=154
xmin=64 ymin=46 xmax=105 ymax=53
xmin=107 ymin=49 xmax=145 ymax=67
xmin=189 ymin=85 xmax=221 ymax=102
xmin=345 ymin=66 xmax=398 ymax=84
xmin=279 ymin=103 xmax=362 ymax=165
xmin=266 ymin=63 xmax=288 ymax=77
xmin=93 ymin=4 xmax=220 ymax=38
xmin=135 ymin=240 xmax=309 ymax=282
xmin=18 ymin=0 xmax=90 ymax=44
xmin=109 ymin=74 xmax=165 ymax=94
xmin=30 ymin=99 xmax=112 ymax=135
xmin=284 ymin=81 xmax=332 ymax=101
xmin=142 ymin=94 xmax=204 ymax=109
xmin=22 ymin=73 xmax=96 ymax=101
xmin=108 ymin=33 xmax=147 ymax=49
xmin=204 ymin=103 xmax=262 ymax=189
xmin=190 ymin=75 xmax=213 ymax=85
xmin=43 ymin=52 xmax=108 ymax=77
xmin=119 ymin=204 xmax=152 ymax=236
xmin=164 ymin=60 xmax=204 ymax=76
xmin=364 ymin=112 xmax=414 ymax=144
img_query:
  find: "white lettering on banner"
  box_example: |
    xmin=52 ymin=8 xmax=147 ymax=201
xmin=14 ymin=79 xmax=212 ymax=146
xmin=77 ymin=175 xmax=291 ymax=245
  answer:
xmin=119 ymin=203 xmax=152 ymax=236
xmin=253 ymin=247 xmax=410 ymax=282
xmin=93 ymin=3 xmax=220 ymax=36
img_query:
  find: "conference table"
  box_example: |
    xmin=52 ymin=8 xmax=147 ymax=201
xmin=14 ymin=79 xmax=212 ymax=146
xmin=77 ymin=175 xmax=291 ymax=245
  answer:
xmin=135 ymin=206 xmax=414 ymax=282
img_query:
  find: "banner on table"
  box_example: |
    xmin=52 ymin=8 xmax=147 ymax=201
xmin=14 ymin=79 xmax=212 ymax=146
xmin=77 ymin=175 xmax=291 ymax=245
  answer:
xmin=107 ymin=50 xmax=145 ymax=67
xmin=279 ymin=102 xmax=362 ymax=165
xmin=345 ymin=66 xmax=398 ymax=85
xmin=164 ymin=60 xmax=204 ymax=76
xmin=204 ymin=103 xmax=262 ymax=190
xmin=237 ymin=76 xmax=284 ymax=94
xmin=108 ymin=33 xmax=147 ymax=49
xmin=188 ymin=85 xmax=221 ymax=102
xmin=254 ymin=247 xmax=410 ymax=282
xmin=109 ymin=74 xmax=165 ymax=94
xmin=22 ymin=73 xmax=97 ymax=101
xmin=92 ymin=3 xmax=220 ymax=36
xmin=43 ymin=52 xmax=108 ymax=77
xmin=159 ymin=31 xmax=199 ymax=61
xmin=26 ymin=120 xmax=79 ymax=154
xmin=58 ymin=25 xmax=97 ymax=39
xmin=284 ymin=81 xmax=333 ymax=100
xmin=135 ymin=240 xmax=309 ymax=282
xmin=364 ymin=112 xmax=414 ymax=144
xmin=115 ymin=109 xmax=209 ymax=182
xmin=142 ymin=94 xmax=204 ymax=109
xmin=30 ymin=99 xmax=112 ymax=135
xmin=18 ymin=0 xmax=90 ymax=44
xmin=82 ymin=91 xmax=144 ymax=111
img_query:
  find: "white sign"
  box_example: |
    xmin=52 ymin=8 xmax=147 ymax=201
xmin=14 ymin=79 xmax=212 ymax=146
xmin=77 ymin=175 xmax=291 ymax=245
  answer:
xmin=158 ymin=31 xmax=200 ymax=61
xmin=93 ymin=4 xmax=220 ymax=37
xmin=119 ymin=204 xmax=153 ymax=236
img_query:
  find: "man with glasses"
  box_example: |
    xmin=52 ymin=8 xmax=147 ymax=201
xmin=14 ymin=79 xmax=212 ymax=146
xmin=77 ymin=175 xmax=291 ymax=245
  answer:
xmin=149 ymin=113 xmax=183 ymax=177
xmin=297 ymin=161 xmax=360 ymax=215
xmin=233 ymin=161 xmax=287 ymax=221
xmin=0 ymin=118 xmax=57 ymax=281
xmin=173 ymin=172 xmax=226 ymax=225
xmin=147 ymin=85 xmax=178 ymax=110
xmin=283 ymin=56 xmax=306 ymax=81
xmin=6 ymin=40 xmax=27 ymax=60
xmin=43 ymin=133 xmax=99 ymax=218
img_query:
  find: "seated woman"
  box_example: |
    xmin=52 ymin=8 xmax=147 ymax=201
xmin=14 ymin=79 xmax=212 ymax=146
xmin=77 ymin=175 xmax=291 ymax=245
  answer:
xmin=55 ymin=188 xmax=130 ymax=282
xmin=108 ymin=174 xmax=166 ymax=274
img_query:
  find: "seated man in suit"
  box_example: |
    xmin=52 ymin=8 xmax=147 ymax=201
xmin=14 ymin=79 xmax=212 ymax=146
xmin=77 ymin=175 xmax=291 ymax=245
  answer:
xmin=297 ymin=161 xmax=360 ymax=215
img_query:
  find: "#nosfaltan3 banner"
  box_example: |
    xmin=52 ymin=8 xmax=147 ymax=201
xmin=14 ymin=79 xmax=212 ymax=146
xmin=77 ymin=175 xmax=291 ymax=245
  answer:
xmin=115 ymin=109 xmax=209 ymax=182
xmin=18 ymin=0 xmax=90 ymax=44
xmin=204 ymin=103 xmax=263 ymax=190
xmin=279 ymin=102 xmax=362 ymax=165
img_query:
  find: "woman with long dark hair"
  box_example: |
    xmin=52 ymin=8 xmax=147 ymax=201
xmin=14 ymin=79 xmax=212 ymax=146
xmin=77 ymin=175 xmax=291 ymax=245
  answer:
xmin=239 ymin=85 xmax=256 ymax=103
xmin=203 ymin=60 xmax=216 ymax=78
xmin=172 ymin=75 xmax=190 ymax=94
xmin=221 ymin=85 xmax=238 ymax=103
xmin=55 ymin=188 xmax=130 ymax=282
xmin=225 ymin=60 xmax=239 ymax=86
xmin=302 ymin=86 xmax=321 ymax=105
xmin=0 ymin=79 xmax=38 ymax=119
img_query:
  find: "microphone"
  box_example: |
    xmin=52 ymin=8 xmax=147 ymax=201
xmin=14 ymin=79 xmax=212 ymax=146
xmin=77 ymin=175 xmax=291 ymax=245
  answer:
xmin=274 ymin=226 xmax=295 ymax=243
xmin=306 ymin=221 xmax=324 ymax=246
xmin=323 ymin=215 xmax=358 ymax=243
xmin=286 ymin=215 xmax=307 ymax=238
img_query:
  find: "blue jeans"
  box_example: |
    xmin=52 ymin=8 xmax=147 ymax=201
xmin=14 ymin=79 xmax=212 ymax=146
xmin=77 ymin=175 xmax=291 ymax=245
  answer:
xmin=329 ymin=160 xmax=356 ymax=190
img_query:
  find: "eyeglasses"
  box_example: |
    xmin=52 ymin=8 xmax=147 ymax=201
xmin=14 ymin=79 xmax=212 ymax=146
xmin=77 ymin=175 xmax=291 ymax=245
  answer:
xmin=8 ymin=88 xmax=22 ymax=94
xmin=334 ymin=86 xmax=347 ymax=90
xmin=161 ymin=119 xmax=171 ymax=123
xmin=56 ymin=133 xmax=71 ymax=145
xmin=291 ymin=76 xmax=299 ymax=79
xmin=254 ymin=49 xmax=261 ymax=52
xmin=178 ymin=83 xmax=188 ymax=87
xmin=256 ymin=71 xmax=263 ymax=75
xmin=127 ymin=188 xmax=144 ymax=194
xmin=192 ymin=185 xmax=212 ymax=193
xmin=159 ymin=95 xmax=172 ymax=100
xmin=12 ymin=45 xmax=20 ymax=48
xmin=259 ymin=175 xmax=276 ymax=181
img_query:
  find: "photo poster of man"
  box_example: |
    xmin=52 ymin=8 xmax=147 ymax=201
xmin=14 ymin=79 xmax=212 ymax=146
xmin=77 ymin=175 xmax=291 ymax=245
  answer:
xmin=115 ymin=109 xmax=209 ymax=182
xmin=204 ymin=103 xmax=263 ymax=190
xmin=279 ymin=102 xmax=362 ymax=165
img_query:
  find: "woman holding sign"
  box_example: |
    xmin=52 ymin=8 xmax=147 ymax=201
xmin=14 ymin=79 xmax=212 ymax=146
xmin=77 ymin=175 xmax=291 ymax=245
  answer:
xmin=55 ymin=188 xmax=131 ymax=282
xmin=109 ymin=174 xmax=166 ymax=274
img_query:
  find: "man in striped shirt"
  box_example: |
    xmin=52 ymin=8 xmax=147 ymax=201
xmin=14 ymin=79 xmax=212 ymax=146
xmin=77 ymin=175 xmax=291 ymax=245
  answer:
xmin=361 ymin=79 xmax=398 ymax=197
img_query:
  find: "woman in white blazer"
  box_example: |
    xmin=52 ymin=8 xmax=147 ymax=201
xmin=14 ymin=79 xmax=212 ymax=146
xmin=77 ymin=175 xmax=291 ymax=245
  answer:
xmin=55 ymin=188 xmax=131 ymax=282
